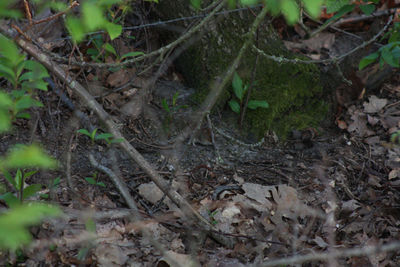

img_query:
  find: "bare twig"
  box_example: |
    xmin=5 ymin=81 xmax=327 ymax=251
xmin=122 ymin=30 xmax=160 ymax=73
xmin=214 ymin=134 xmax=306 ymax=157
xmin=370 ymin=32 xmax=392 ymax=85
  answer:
xmin=252 ymin=15 xmax=393 ymax=65
xmin=261 ymin=241 xmax=400 ymax=267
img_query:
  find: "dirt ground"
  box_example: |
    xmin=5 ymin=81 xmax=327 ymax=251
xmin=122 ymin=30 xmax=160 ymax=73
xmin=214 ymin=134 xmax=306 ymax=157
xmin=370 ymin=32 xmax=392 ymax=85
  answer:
xmin=1 ymin=2 xmax=400 ymax=266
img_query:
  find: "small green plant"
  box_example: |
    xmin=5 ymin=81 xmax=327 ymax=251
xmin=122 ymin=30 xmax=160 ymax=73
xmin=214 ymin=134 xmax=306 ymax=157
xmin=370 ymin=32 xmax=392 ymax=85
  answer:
xmin=161 ymin=92 xmax=188 ymax=133
xmin=87 ymin=34 xmax=144 ymax=63
xmin=228 ymin=72 xmax=269 ymax=115
xmin=0 ymin=169 xmax=41 ymax=208
xmin=78 ymin=128 xmax=123 ymax=145
xmin=359 ymin=22 xmax=400 ymax=70
xmin=0 ymin=35 xmax=50 ymax=121
xmin=208 ymin=210 xmax=219 ymax=225
xmin=85 ymin=172 xmax=106 ymax=187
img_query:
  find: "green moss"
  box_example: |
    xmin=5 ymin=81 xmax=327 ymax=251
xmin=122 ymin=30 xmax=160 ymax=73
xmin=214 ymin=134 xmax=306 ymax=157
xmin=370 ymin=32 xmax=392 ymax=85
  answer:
xmin=159 ymin=2 xmax=328 ymax=139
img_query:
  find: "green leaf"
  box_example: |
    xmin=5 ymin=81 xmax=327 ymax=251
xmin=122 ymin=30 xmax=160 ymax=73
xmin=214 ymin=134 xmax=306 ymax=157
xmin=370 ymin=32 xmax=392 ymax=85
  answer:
xmin=266 ymin=0 xmax=280 ymax=16
xmin=0 ymin=35 xmax=20 ymax=65
xmin=229 ymin=100 xmax=240 ymax=114
xmin=66 ymin=17 xmax=85 ymax=43
xmin=4 ymin=144 xmax=57 ymax=169
xmin=77 ymin=128 xmax=91 ymax=137
xmin=120 ymin=51 xmax=144 ymax=60
xmin=302 ymin=0 xmax=323 ymax=18
xmin=248 ymin=100 xmax=269 ymax=109
xmin=15 ymin=96 xmax=35 ymax=111
xmin=96 ymin=133 xmax=113 ymax=140
xmin=281 ymin=0 xmax=299 ymax=25
xmin=83 ymin=2 xmax=106 ymax=31
xmin=85 ymin=177 xmax=96 ymax=185
xmin=359 ymin=52 xmax=379 ymax=70
xmin=22 ymin=60 xmax=49 ymax=79
xmin=16 ymin=112 xmax=31 ymax=119
xmin=103 ymin=43 xmax=117 ymax=56
xmin=52 ymin=177 xmax=61 ymax=188
xmin=232 ymin=72 xmax=244 ymax=100
xmin=0 ymin=111 xmax=11 ymax=133
xmin=22 ymin=184 xmax=42 ymax=199
xmin=382 ymin=47 xmax=400 ymax=67
xmin=0 ymin=203 xmax=61 ymax=250
xmin=104 ymin=22 xmax=122 ymax=40
xmin=240 ymin=0 xmax=259 ymax=6
xmin=97 ymin=182 xmax=106 ymax=187
xmin=161 ymin=98 xmax=170 ymax=113
xmin=0 ymin=192 xmax=19 ymax=208
xmin=2 ymin=170 xmax=17 ymax=188
xmin=359 ymin=4 xmax=375 ymax=15
xmin=190 ymin=0 xmax=201 ymax=9
xmin=325 ymin=0 xmax=349 ymax=14
xmin=324 ymin=4 xmax=355 ymax=25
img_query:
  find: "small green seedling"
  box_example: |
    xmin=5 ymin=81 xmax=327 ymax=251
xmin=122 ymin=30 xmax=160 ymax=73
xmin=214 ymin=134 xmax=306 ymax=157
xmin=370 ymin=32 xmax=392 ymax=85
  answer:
xmin=0 ymin=169 xmax=42 ymax=207
xmin=228 ymin=72 xmax=269 ymax=114
xmin=78 ymin=128 xmax=123 ymax=145
xmin=85 ymin=172 xmax=106 ymax=187
xmin=208 ymin=210 xmax=219 ymax=225
xmin=161 ymin=92 xmax=188 ymax=133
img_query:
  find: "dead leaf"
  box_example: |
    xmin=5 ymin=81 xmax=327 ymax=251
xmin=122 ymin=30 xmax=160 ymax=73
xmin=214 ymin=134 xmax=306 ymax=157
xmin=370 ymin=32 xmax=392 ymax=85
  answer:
xmin=302 ymin=33 xmax=335 ymax=52
xmin=363 ymin=95 xmax=388 ymax=113
xmin=94 ymin=244 xmax=128 ymax=266
xmin=157 ymin=251 xmax=200 ymax=267
xmin=347 ymin=109 xmax=374 ymax=137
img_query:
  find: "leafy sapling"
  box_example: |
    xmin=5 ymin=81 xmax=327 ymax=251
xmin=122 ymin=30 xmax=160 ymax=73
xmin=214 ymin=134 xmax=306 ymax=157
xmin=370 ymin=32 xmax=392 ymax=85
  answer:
xmin=78 ymin=128 xmax=123 ymax=145
xmin=161 ymin=91 xmax=188 ymax=133
xmin=0 ymin=169 xmax=42 ymax=207
xmin=228 ymin=72 xmax=269 ymax=115
xmin=85 ymin=172 xmax=106 ymax=187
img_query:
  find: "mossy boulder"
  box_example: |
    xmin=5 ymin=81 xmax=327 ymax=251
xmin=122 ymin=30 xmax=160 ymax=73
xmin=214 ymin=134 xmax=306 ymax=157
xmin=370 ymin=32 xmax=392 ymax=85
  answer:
xmin=156 ymin=1 xmax=328 ymax=139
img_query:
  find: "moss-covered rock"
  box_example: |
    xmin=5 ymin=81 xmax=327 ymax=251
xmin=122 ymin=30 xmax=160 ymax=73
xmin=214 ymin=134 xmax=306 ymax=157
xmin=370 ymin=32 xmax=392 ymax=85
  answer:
xmin=157 ymin=1 xmax=328 ymax=139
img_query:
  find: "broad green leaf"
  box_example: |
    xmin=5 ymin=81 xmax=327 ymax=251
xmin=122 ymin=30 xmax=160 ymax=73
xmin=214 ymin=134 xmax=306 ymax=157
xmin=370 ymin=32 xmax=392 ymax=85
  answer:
xmin=324 ymin=5 xmax=355 ymax=25
xmin=281 ymin=0 xmax=299 ymax=25
xmin=0 ymin=192 xmax=19 ymax=208
xmin=97 ymin=182 xmax=106 ymax=187
xmin=240 ymin=0 xmax=258 ymax=6
xmin=83 ymin=2 xmax=106 ymax=31
xmin=103 ymin=43 xmax=117 ymax=56
xmin=66 ymin=17 xmax=85 ymax=43
xmin=0 ymin=64 xmax=16 ymax=83
xmin=229 ymin=100 xmax=240 ymax=114
xmin=121 ymin=51 xmax=144 ymax=60
xmin=16 ymin=112 xmax=31 ymax=119
xmin=0 ymin=91 xmax=12 ymax=107
xmin=15 ymin=169 xmax=22 ymax=190
xmin=359 ymin=52 xmax=378 ymax=70
xmin=15 ymin=96 xmax=36 ymax=111
xmin=232 ymin=72 xmax=244 ymax=100
xmin=22 ymin=60 xmax=49 ymax=78
xmin=0 ymin=111 xmax=11 ymax=132
xmin=22 ymin=184 xmax=42 ymax=199
xmin=4 ymin=144 xmax=57 ymax=169
xmin=0 ymin=203 xmax=61 ymax=250
xmin=248 ymin=100 xmax=269 ymax=109
xmin=85 ymin=177 xmax=96 ymax=185
xmin=105 ymin=22 xmax=122 ymax=40
xmin=77 ymin=129 xmax=91 ymax=136
xmin=96 ymin=133 xmax=113 ymax=140
xmin=190 ymin=0 xmax=201 ymax=9
xmin=23 ymin=170 xmax=38 ymax=180
xmin=2 ymin=169 xmax=17 ymax=188
xmin=359 ymin=4 xmax=375 ymax=15
xmin=325 ymin=0 xmax=349 ymax=14
xmin=0 ymin=35 xmax=20 ymax=65
xmin=266 ymin=0 xmax=280 ymax=16
xmin=302 ymin=0 xmax=323 ymax=18
xmin=382 ymin=47 xmax=400 ymax=67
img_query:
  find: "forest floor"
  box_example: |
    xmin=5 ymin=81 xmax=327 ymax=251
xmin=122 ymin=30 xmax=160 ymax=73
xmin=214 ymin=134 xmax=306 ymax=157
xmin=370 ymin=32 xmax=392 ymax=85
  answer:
xmin=1 ymin=2 xmax=400 ymax=267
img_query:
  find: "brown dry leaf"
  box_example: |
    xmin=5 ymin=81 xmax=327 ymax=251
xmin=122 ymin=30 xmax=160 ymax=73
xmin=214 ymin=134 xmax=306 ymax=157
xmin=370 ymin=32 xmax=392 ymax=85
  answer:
xmin=157 ymin=251 xmax=199 ymax=267
xmin=367 ymin=114 xmax=379 ymax=126
xmin=107 ymin=69 xmax=131 ymax=88
xmin=241 ymin=183 xmax=273 ymax=209
xmin=302 ymin=33 xmax=335 ymax=52
xmin=363 ymin=95 xmax=388 ymax=113
xmin=342 ymin=199 xmax=360 ymax=212
xmin=368 ymin=174 xmax=382 ymax=188
xmin=388 ymin=169 xmax=400 ymax=180
xmin=347 ymin=109 xmax=374 ymax=137
xmin=94 ymin=244 xmax=128 ymax=267
xmin=137 ymin=182 xmax=178 ymax=212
